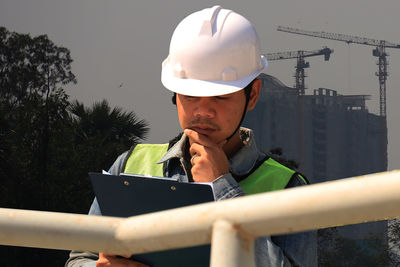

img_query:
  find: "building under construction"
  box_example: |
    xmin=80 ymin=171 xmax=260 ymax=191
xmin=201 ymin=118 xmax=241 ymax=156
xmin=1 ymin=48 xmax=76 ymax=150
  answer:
xmin=244 ymin=73 xmax=387 ymax=183
xmin=244 ymin=73 xmax=389 ymax=263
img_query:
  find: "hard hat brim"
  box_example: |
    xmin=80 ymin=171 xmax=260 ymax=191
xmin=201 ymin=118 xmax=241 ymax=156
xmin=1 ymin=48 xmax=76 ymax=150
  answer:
xmin=161 ymin=57 xmax=267 ymax=97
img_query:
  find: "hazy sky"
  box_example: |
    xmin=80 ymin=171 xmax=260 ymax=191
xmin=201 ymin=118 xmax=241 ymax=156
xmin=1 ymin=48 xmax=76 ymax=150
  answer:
xmin=1 ymin=0 xmax=400 ymax=171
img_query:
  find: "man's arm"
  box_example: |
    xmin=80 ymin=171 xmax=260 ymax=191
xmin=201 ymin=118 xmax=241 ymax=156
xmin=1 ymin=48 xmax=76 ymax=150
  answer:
xmin=65 ymin=198 xmax=101 ymax=267
xmin=65 ymin=197 xmax=149 ymax=267
xmin=65 ymin=152 xmax=134 ymax=267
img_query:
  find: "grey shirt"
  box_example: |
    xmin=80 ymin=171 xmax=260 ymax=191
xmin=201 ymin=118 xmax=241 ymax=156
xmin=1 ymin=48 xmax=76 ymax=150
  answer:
xmin=65 ymin=128 xmax=317 ymax=267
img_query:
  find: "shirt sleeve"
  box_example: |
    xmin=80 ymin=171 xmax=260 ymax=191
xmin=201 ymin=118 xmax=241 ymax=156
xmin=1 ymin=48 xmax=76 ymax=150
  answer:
xmin=64 ymin=198 xmax=101 ymax=267
xmin=212 ymin=173 xmax=245 ymax=200
xmin=64 ymin=152 xmax=128 ymax=267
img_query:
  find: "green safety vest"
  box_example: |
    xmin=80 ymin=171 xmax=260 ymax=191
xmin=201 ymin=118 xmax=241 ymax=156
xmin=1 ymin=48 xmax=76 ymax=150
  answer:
xmin=123 ymin=144 xmax=306 ymax=195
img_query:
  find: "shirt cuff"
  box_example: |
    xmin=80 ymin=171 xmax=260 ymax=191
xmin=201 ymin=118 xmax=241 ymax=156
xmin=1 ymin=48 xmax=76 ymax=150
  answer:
xmin=212 ymin=173 xmax=245 ymax=200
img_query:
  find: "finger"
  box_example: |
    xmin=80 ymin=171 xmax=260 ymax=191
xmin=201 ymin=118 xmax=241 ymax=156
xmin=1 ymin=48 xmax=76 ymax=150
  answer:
xmin=184 ymin=129 xmax=215 ymax=147
xmin=190 ymin=154 xmax=199 ymax=166
xmin=119 ymin=254 xmax=132 ymax=258
xmin=99 ymin=253 xmax=149 ymax=267
xmin=100 ymin=253 xmax=131 ymax=259
xmin=189 ymin=142 xmax=206 ymax=157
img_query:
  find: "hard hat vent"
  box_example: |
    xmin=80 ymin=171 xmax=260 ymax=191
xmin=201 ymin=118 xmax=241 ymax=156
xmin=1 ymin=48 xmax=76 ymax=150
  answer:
xmin=199 ymin=6 xmax=222 ymax=36
xmin=173 ymin=63 xmax=186 ymax=79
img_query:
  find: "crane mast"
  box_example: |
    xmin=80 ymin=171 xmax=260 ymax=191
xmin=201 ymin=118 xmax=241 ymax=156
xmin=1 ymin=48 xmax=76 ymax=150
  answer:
xmin=277 ymin=26 xmax=400 ymax=117
xmin=374 ymin=42 xmax=389 ymax=117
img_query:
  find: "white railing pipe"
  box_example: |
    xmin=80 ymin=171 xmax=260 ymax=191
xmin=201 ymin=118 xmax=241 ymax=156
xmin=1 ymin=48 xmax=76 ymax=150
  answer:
xmin=0 ymin=209 xmax=122 ymax=253
xmin=210 ymin=220 xmax=255 ymax=267
xmin=0 ymin=170 xmax=399 ymax=256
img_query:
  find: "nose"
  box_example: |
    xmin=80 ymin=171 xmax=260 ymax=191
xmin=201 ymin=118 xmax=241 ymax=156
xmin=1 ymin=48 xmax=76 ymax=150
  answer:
xmin=193 ymin=97 xmax=215 ymax=118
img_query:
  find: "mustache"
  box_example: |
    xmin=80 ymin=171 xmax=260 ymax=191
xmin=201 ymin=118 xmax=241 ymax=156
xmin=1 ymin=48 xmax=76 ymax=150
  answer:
xmin=187 ymin=118 xmax=221 ymax=130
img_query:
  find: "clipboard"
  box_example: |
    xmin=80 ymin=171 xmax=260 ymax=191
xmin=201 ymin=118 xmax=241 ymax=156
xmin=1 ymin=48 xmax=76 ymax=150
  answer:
xmin=89 ymin=172 xmax=215 ymax=267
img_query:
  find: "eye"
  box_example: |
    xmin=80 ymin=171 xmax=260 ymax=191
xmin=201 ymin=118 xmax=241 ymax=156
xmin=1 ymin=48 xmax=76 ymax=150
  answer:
xmin=183 ymin=95 xmax=196 ymax=100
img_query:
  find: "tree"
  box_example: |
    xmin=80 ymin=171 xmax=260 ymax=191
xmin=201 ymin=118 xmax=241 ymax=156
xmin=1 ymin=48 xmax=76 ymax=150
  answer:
xmin=69 ymin=99 xmax=149 ymax=171
xmin=0 ymin=26 xmax=75 ymax=104
xmin=0 ymin=26 xmax=76 ymax=209
xmin=0 ymin=26 xmax=77 ymax=267
xmin=63 ymin=99 xmax=149 ymax=213
xmin=388 ymin=219 xmax=400 ymax=265
xmin=318 ymin=226 xmax=392 ymax=266
xmin=0 ymin=26 xmax=150 ymax=266
xmin=268 ymin=147 xmax=300 ymax=170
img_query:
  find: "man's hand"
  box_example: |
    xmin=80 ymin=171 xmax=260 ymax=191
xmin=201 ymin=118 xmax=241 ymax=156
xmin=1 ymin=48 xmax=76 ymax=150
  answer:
xmin=96 ymin=253 xmax=148 ymax=267
xmin=184 ymin=129 xmax=229 ymax=182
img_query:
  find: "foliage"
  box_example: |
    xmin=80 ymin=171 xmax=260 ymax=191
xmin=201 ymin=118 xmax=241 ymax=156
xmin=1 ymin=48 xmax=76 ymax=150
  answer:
xmin=318 ymin=226 xmax=394 ymax=266
xmin=0 ymin=27 xmax=149 ymax=266
xmin=69 ymin=99 xmax=148 ymax=173
xmin=0 ymin=26 xmax=75 ymax=105
xmin=0 ymin=26 xmax=75 ymax=210
xmin=388 ymin=219 xmax=400 ymax=265
xmin=268 ymin=147 xmax=300 ymax=170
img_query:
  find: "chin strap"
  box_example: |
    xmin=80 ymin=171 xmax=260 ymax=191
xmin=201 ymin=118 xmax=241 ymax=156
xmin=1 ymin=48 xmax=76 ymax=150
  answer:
xmin=225 ymin=92 xmax=250 ymax=142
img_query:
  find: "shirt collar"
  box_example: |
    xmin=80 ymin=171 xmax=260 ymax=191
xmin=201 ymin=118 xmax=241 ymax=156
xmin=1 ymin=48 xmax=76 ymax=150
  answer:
xmin=228 ymin=128 xmax=262 ymax=176
xmin=158 ymin=133 xmax=187 ymax=163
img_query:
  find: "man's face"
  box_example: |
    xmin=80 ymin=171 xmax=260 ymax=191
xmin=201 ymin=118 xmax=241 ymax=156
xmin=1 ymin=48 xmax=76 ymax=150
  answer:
xmin=176 ymin=90 xmax=247 ymax=144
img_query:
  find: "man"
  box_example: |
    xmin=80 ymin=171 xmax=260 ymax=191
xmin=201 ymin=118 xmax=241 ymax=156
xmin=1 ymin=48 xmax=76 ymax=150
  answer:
xmin=66 ymin=6 xmax=316 ymax=267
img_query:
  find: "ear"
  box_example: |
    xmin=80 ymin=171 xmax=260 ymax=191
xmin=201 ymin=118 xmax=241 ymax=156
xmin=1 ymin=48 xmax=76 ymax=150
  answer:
xmin=172 ymin=93 xmax=177 ymax=105
xmin=246 ymin=79 xmax=261 ymax=111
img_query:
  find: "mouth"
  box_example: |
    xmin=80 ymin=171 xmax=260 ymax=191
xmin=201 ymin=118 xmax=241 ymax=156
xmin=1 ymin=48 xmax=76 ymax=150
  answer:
xmin=189 ymin=125 xmax=217 ymax=136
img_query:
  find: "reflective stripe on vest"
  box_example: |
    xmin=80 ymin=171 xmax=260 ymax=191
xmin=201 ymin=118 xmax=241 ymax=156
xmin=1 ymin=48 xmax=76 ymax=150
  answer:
xmin=123 ymin=144 xmax=297 ymax=194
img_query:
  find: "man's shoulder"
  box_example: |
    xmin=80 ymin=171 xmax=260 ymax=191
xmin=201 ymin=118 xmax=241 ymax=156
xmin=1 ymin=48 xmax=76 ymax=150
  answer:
xmin=131 ymin=133 xmax=183 ymax=150
xmin=109 ymin=150 xmax=130 ymax=175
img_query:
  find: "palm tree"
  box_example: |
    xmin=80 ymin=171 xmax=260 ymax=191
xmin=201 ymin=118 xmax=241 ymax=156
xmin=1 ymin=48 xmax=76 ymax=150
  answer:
xmin=69 ymin=99 xmax=149 ymax=147
xmin=68 ymin=99 xmax=149 ymax=172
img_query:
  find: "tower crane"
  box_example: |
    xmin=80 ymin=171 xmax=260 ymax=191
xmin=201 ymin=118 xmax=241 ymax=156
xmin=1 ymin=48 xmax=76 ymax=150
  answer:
xmin=265 ymin=47 xmax=333 ymax=168
xmin=265 ymin=47 xmax=333 ymax=95
xmin=277 ymin=26 xmax=400 ymax=117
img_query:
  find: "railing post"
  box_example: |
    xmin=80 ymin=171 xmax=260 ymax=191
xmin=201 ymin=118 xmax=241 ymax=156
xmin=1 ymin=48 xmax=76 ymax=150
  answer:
xmin=210 ymin=220 xmax=255 ymax=267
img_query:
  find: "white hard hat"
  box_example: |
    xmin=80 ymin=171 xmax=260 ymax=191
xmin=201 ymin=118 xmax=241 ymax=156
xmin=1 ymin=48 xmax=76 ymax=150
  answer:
xmin=161 ymin=6 xmax=267 ymax=97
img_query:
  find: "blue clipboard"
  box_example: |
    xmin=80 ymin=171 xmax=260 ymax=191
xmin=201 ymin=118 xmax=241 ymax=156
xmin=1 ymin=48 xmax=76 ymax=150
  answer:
xmin=89 ymin=172 xmax=215 ymax=267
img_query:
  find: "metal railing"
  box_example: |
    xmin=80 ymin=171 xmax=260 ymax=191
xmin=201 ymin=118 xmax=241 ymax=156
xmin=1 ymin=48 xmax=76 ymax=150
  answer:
xmin=1 ymin=170 xmax=400 ymax=266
